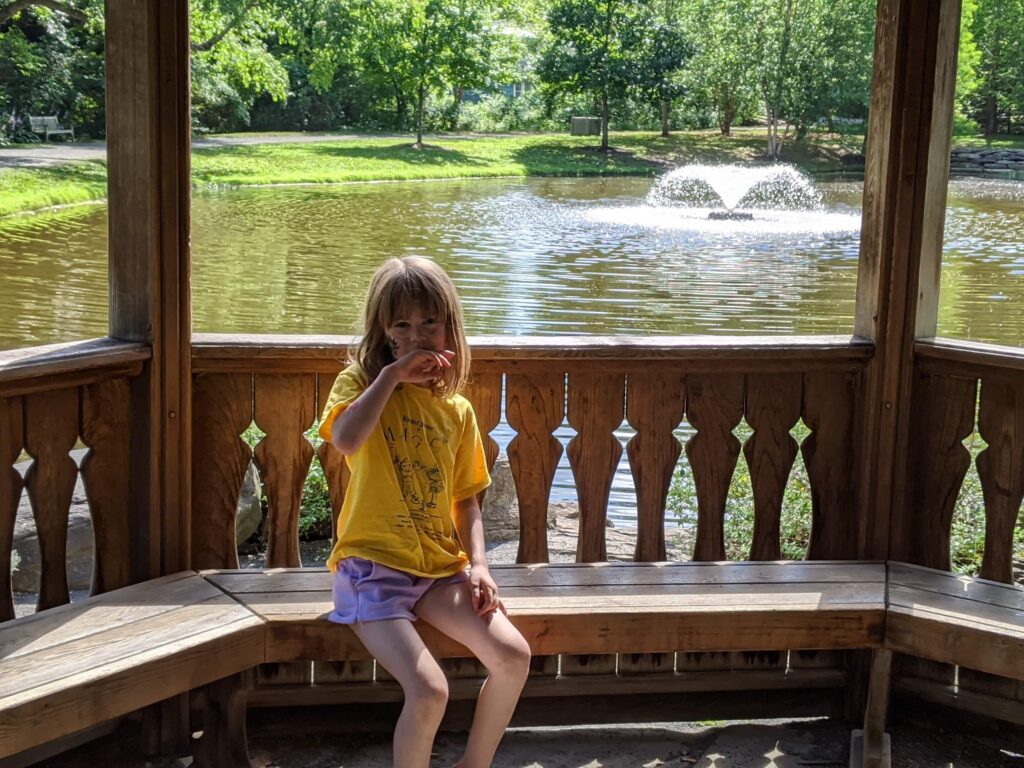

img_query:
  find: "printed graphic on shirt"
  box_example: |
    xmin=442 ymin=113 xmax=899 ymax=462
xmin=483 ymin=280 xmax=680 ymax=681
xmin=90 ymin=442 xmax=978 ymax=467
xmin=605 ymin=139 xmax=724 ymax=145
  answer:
xmin=384 ymin=414 xmax=451 ymax=543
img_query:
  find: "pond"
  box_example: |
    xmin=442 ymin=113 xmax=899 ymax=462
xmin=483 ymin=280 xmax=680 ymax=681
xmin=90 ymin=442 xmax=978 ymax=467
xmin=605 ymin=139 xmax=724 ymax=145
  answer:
xmin=1 ymin=174 xmax=1022 ymax=525
xmin=1 ymin=175 xmax=1022 ymax=348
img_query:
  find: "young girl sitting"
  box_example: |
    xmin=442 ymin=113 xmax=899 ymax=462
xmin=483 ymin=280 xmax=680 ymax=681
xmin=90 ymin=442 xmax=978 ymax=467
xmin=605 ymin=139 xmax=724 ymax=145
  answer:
xmin=319 ymin=256 xmax=532 ymax=768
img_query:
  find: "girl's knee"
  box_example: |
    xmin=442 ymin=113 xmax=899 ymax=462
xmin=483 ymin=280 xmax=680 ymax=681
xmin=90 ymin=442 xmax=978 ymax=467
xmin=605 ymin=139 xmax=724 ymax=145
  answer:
xmin=489 ymin=632 xmax=532 ymax=680
xmin=406 ymin=669 xmax=450 ymax=712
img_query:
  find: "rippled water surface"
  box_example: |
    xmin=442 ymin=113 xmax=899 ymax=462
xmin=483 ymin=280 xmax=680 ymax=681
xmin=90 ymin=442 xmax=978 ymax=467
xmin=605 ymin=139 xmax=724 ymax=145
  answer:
xmin=2 ymin=175 xmax=1022 ymax=349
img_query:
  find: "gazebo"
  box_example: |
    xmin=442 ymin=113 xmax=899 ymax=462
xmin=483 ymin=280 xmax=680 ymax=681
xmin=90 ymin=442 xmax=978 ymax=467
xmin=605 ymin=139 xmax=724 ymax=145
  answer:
xmin=1 ymin=1 xmax=1021 ymax=766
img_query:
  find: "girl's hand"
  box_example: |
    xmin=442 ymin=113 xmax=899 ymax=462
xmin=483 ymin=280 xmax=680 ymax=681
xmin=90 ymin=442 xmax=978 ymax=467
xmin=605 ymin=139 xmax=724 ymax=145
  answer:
xmin=387 ymin=349 xmax=455 ymax=385
xmin=469 ymin=565 xmax=504 ymax=617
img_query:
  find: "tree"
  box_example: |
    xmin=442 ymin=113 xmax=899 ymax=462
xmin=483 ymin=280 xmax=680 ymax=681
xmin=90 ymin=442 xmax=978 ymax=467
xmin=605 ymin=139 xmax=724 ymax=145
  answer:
xmin=678 ymin=0 xmax=757 ymax=136
xmin=969 ymin=0 xmax=1024 ymax=134
xmin=540 ymin=0 xmax=681 ymax=150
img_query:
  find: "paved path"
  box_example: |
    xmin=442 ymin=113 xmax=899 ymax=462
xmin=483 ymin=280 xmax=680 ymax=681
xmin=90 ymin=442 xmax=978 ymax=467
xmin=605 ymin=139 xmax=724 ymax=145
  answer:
xmin=0 ymin=132 xmax=511 ymax=169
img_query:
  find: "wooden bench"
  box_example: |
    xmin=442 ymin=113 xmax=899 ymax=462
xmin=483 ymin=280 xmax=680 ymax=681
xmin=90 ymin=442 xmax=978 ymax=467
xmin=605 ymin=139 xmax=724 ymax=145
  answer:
xmin=0 ymin=572 xmax=264 ymax=767
xmin=203 ymin=560 xmax=887 ymax=765
xmin=8 ymin=560 xmax=1022 ymax=768
xmin=27 ymin=115 xmax=75 ymax=141
xmin=856 ymin=562 xmax=1024 ymax=768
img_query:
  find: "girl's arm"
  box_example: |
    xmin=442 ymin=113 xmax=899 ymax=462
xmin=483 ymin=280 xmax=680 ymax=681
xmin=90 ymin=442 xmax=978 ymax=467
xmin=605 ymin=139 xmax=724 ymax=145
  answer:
xmin=453 ymin=495 xmax=502 ymax=616
xmin=330 ymin=366 xmax=400 ymax=455
xmin=331 ymin=349 xmax=454 ymax=455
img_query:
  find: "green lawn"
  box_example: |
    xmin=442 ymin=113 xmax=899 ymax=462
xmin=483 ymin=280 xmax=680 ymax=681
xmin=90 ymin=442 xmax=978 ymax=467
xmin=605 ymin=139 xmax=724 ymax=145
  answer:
xmin=0 ymin=127 xmax=981 ymax=217
xmin=0 ymin=161 xmax=107 ymax=218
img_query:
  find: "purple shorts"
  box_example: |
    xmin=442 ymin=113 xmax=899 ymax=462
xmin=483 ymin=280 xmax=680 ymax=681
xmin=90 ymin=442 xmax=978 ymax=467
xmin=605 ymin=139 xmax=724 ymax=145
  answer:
xmin=328 ymin=557 xmax=469 ymax=624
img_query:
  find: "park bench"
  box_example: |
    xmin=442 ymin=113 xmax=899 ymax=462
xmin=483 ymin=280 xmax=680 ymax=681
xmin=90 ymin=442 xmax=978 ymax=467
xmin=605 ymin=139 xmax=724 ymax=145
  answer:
xmin=27 ymin=116 xmax=75 ymax=142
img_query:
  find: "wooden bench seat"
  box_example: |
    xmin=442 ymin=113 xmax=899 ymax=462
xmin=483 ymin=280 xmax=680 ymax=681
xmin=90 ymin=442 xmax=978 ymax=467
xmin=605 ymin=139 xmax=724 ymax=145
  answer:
xmin=856 ymin=562 xmax=1024 ymax=768
xmin=0 ymin=571 xmax=265 ymax=764
xmin=203 ymin=561 xmax=888 ymax=663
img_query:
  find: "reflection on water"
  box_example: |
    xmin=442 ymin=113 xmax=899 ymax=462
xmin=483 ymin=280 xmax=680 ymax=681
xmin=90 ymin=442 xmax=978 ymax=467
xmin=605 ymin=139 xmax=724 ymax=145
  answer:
xmin=1 ymin=176 xmax=1021 ymax=349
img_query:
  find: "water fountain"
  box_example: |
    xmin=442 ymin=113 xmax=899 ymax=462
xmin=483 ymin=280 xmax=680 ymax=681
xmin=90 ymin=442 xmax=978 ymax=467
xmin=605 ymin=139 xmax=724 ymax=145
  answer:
xmin=583 ymin=163 xmax=860 ymax=236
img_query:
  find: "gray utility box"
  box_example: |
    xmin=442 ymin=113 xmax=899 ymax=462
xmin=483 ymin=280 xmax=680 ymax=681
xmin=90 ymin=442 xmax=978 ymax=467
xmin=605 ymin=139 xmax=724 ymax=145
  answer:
xmin=570 ymin=116 xmax=602 ymax=136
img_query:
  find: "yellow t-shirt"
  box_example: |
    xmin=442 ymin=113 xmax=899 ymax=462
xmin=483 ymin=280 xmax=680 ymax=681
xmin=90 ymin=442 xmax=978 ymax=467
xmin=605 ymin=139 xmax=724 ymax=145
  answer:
xmin=318 ymin=363 xmax=491 ymax=578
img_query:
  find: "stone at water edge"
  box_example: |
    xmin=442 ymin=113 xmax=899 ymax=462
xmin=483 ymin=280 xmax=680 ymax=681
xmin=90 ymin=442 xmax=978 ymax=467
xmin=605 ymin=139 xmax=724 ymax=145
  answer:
xmin=236 ymin=461 xmax=263 ymax=544
xmin=480 ymin=455 xmax=560 ymax=542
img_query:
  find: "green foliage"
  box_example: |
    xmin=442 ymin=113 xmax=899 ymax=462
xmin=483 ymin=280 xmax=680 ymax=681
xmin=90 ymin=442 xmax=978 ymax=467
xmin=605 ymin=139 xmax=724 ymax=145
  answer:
xmin=538 ymin=0 xmax=691 ymax=148
xmin=667 ymin=423 xmax=811 ymax=560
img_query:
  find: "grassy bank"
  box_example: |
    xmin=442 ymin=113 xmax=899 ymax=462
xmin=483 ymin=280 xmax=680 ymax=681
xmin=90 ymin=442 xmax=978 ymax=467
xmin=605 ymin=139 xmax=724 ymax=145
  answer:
xmin=1 ymin=130 xmax=855 ymax=217
xmin=0 ymin=162 xmax=107 ymax=218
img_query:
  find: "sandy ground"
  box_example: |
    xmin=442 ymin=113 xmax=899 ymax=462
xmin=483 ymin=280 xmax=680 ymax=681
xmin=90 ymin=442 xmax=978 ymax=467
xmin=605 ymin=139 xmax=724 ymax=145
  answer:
xmin=31 ymin=716 xmax=1024 ymax=767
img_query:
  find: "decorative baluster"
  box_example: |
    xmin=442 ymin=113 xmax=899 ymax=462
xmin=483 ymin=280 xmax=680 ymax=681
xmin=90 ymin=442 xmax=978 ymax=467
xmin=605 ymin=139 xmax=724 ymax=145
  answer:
xmin=802 ymin=372 xmax=859 ymax=561
xmin=686 ymin=375 xmax=744 ymax=561
xmin=744 ymin=374 xmax=802 ymax=561
xmin=80 ymin=378 xmax=132 ymax=593
xmin=24 ymin=389 xmax=79 ymax=611
xmin=464 ymin=371 xmax=502 ymax=473
xmin=506 ymin=372 xmax=564 ymax=563
xmin=316 ymin=372 xmax=350 ymax=543
xmin=0 ymin=397 xmax=24 ymax=621
xmin=191 ymin=373 xmax=254 ymax=569
xmin=626 ymin=372 xmax=685 ymax=562
xmin=567 ymin=373 xmax=624 ymax=563
xmin=254 ymin=374 xmax=316 ymax=568
xmin=901 ymin=373 xmax=977 ymax=568
xmin=976 ymin=378 xmax=1024 ymax=584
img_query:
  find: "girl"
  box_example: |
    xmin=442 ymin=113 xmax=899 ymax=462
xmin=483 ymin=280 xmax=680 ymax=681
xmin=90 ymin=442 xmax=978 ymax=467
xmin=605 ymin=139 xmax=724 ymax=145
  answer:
xmin=319 ymin=256 xmax=531 ymax=768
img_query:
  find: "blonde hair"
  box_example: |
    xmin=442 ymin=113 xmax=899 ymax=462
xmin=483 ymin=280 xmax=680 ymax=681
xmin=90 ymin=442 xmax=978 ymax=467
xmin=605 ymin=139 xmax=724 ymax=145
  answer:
xmin=355 ymin=257 xmax=471 ymax=397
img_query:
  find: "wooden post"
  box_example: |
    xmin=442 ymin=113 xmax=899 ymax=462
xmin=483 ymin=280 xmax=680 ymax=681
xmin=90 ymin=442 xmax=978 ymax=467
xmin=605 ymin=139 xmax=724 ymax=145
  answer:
xmin=105 ymin=0 xmax=192 ymax=581
xmin=854 ymin=0 xmax=961 ymax=561
xmin=106 ymin=2 xmax=192 ymax=754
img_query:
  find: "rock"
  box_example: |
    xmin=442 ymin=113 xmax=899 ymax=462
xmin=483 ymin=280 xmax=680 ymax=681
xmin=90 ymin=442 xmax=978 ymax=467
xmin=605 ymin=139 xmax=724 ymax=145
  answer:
xmin=481 ymin=455 xmax=559 ymax=543
xmin=236 ymin=462 xmax=263 ymax=544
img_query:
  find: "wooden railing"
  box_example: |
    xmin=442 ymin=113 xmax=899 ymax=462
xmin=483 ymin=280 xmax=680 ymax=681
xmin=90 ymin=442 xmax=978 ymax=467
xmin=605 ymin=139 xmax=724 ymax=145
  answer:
xmin=895 ymin=337 xmax=1024 ymax=720
xmin=0 ymin=339 xmax=149 ymax=620
xmin=190 ymin=333 xmax=874 ymax=569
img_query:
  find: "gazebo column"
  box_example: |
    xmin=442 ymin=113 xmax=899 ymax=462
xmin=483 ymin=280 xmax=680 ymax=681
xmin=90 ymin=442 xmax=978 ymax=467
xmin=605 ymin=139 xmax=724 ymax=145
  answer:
xmin=855 ymin=0 xmax=960 ymax=561
xmin=852 ymin=0 xmax=960 ymax=761
xmin=105 ymin=0 xmax=192 ymax=581
xmin=105 ymin=0 xmax=192 ymax=755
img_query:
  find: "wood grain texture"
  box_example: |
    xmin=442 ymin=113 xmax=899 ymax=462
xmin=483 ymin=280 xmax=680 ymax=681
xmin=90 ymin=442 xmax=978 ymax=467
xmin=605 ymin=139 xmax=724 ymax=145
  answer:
xmin=685 ymin=376 xmax=744 ymax=561
xmin=976 ymin=378 xmax=1024 ymax=583
xmin=626 ymin=373 xmax=685 ymax=562
xmin=0 ymin=397 xmax=24 ymax=622
xmin=506 ymin=373 xmax=565 ymax=563
xmin=316 ymin=373 xmax=349 ymax=542
xmin=899 ymin=372 xmax=977 ymax=567
xmin=254 ymin=374 xmax=316 ymax=567
xmin=802 ymin=373 xmax=859 ymax=560
xmin=464 ymin=371 xmax=502 ymax=472
xmin=23 ymin=389 xmax=79 ymax=611
xmin=744 ymin=375 xmax=802 ymax=561
xmin=0 ymin=574 xmax=264 ymax=759
xmin=566 ymin=373 xmax=625 ymax=562
xmin=854 ymin=0 xmax=956 ymax=562
xmin=80 ymin=378 xmax=133 ymax=593
xmin=191 ymin=374 xmax=253 ymax=570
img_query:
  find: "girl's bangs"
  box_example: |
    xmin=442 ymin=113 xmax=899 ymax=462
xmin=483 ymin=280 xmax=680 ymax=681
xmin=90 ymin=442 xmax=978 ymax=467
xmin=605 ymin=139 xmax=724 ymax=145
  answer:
xmin=381 ymin=279 xmax=447 ymax=326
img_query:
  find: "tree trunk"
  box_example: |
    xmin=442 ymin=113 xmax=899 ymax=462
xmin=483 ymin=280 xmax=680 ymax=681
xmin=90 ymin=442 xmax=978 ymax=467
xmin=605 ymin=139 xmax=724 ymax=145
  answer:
xmin=660 ymin=99 xmax=670 ymax=137
xmin=601 ymin=92 xmax=610 ymax=150
xmin=415 ymin=83 xmax=425 ymax=146
xmin=985 ymin=93 xmax=997 ymax=135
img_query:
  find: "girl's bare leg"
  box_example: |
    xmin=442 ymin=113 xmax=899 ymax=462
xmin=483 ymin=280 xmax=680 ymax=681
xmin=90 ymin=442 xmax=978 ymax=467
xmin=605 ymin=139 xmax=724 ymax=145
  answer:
xmin=415 ymin=583 xmax=532 ymax=768
xmin=351 ymin=619 xmax=449 ymax=768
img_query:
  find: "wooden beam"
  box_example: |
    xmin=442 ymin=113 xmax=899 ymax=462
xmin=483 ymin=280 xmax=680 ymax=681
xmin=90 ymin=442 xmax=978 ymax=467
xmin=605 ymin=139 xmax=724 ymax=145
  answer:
xmin=853 ymin=0 xmax=962 ymax=559
xmin=105 ymin=0 xmax=192 ymax=580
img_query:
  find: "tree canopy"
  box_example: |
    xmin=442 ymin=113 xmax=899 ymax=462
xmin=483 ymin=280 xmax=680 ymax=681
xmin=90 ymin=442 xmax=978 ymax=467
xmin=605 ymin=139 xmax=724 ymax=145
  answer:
xmin=1 ymin=0 xmax=1022 ymax=150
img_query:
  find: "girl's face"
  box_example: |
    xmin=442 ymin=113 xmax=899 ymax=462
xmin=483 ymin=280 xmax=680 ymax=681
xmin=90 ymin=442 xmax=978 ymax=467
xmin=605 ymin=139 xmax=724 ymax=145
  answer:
xmin=386 ymin=304 xmax=448 ymax=358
